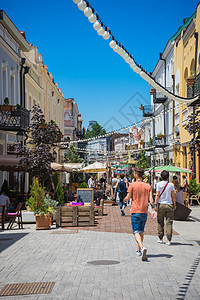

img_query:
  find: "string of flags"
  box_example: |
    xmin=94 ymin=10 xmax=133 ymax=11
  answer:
xmin=72 ymin=0 xmax=200 ymax=105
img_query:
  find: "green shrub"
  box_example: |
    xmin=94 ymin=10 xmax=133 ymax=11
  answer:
xmin=52 ymin=172 xmax=59 ymax=189
xmin=55 ymin=180 xmax=64 ymax=205
xmin=188 ymin=179 xmax=200 ymax=195
xmin=26 ymin=178 xmax=46 ymax=213
xmin=79 ymin=182 xmax=88 ymax=188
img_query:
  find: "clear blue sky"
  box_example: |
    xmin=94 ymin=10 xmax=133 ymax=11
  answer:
xmin=2 ymin=0 xmax=199 ymax=131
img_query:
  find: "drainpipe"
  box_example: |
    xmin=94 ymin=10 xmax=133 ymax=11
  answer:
xmin=172 ymin=75 xmax=175 ymax=138
xmin=160 ymin=53 xmax=167 ymax=144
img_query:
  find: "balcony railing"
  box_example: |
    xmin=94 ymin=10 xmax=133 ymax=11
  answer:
xmin=143 ymin=105 xmax=153 ymax=117
xmin=194 ymin=73 xmax=200 ymax=96
xmin=153 ymin=90 xmax=167 ymax=104
xmin=0 ymin=105 xmax=30 ymax=131
xmin=153 ymin=136 xmax=168 ymax=148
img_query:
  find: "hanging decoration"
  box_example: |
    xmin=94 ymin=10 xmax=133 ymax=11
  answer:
xmin=72 ymin=0 xmax=200 ymax=105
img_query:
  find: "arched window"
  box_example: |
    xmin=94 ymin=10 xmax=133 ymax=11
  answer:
xmin=190 ymin=59 xmax=195 ymax=76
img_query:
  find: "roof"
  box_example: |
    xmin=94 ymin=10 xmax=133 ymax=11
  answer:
xmin=0 ymin=10 xmax=30 ymax=52
xmin=170 ymin=11 xmax=196 ymax=42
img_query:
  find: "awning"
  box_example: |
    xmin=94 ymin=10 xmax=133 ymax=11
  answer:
xmin=0 ymin=155 xmax=24 ymax=172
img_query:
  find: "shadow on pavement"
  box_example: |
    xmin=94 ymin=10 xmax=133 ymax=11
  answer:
xmin=171 ymin=242 xmax=194 ymax=246
xmin=147 ymin=254 xmax=173 ymax=258
xmin=176 ymin=252 xmax=200 ymax=300
xmin=0 ymin=233 xmax=29 ymax=253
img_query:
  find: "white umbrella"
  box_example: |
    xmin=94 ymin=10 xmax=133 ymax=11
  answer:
xmin=79 ymin=162 xmax=115 ymax=173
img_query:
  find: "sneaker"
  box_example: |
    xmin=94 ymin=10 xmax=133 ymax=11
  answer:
xmin=158 ymin=239 xmax=163 ymax=244
xmin=121 ymin=209 xmax=125 ymax=216
xmin=136 ymin=250 xmax=141 ymax=256
xmin=141 ymin=247 xmax=147 ymax=261
xmin=166 ymin=241 xmax=171 ymax=246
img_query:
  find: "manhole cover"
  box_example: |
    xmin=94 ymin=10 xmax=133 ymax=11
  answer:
xmin=87 ymin=260 xmax=120 ymax=265
xmin=0 ymin=282 xmax=55 ymax=296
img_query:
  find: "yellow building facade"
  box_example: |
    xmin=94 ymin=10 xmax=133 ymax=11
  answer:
xmin=173 ymin=2 xmax=200 ymax=183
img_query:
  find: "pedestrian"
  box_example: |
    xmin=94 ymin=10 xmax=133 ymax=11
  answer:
xmin=154 ymin=170 xmax=176 ymax=246
xmin=112 ymin=174 xmax=118 ymax=202
xmin=124 ymin=168 xmax=153 ymax=261
xmin=172 ymin=175 xmax=180 ymax=193
xmin=0 ymin=191 xmax=10 ymax=213
xmin=88 ymin=176 xmax=93 ymax=188
xmin=182 ymin=175 xmax=188 ymax=192
xmin=114 ymin=173 xmax=128 ymax=216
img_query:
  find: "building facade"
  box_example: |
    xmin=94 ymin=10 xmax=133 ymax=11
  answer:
xmin=173 ymin=3 xmax=200 ymax=183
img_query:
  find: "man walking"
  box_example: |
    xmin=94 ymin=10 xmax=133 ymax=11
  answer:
xmin=114 ymin=173 xmax=128 ymax=216
xmin=154 ymin=170 xmax=176 ymax=245
xmin=112 ymin=174 xmax=118 ymax=202
xmin=124 ymin=168 xmax=153 ymax=261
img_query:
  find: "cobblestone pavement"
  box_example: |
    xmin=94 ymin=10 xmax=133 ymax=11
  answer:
xmin=0 ymin=206 xmax=200 ymax=300
xmin=63 ymin=206 xmax=178 ymax=236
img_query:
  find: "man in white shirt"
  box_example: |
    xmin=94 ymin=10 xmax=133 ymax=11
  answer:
xmin=112 ymin=174 xmax=118 ymax=202
xmin=154 ymin=170 xmax=176 ymax=246
xmin=88 ymin=176 xmax=93 ymax=188
xmin=0 ymin=192 xmax=10 ymax=213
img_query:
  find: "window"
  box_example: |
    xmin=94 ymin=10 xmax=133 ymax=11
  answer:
xmin=2 ymin=69 xmax=6 ymax=101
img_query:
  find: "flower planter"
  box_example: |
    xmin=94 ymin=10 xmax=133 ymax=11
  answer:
xmin=0 ymin=105 xmax=15 ymax=112
xmin=35 ymin=214 xmax=51 ymax=230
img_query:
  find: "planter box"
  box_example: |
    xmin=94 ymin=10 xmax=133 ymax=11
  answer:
xmin=56 ymin=205 xmax=95 ymax=227
xmin=22 ymin=211 xmax=36 ymax=223
xmin=35 ymin=214 xmax=52 ymax=230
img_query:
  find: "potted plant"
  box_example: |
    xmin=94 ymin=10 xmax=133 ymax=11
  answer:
xmin=26 ymin=178 xmax=58 ymax=230
xmin=0 ymin=97 xmax=14 ymax=112
xmin=150 ymin=88 xmax=156 ymax=95
xmin=140 ymin=104 xmax=144 ymax=111
xmin=140 ymin=139 xmax=145 ymax=145
xmin=157 ymin=133 xmax=165 ymax=139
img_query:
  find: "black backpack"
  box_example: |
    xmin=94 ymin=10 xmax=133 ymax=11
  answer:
xmin=118 ymin=179 xmax=126 ymax=194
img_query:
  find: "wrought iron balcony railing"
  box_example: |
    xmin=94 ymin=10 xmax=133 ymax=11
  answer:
xmin=0 ymin=105 xmax=30 ymax=131
xmin=143 ymin=105 xmax=153 ymax=117
xmin=153 ymin=90 xmax=167 ymax=104
xmin=194 ymin=73 xmax=200 ymax=96
xmin=152 ymin=136 xmax=168 ymax=148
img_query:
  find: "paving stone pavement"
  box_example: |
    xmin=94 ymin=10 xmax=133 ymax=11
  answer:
xmin=0 ymin=206 xmax=200 ymax=300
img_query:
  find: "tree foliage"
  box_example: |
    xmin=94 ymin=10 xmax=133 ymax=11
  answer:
xmin=18 ymin=105 xmax=63 ymax=185
xmin=135 ymin=149 xmax=150 ymax=169
xmin=85 ymin=122 xmax=106 ymax=139
xmin=55 ymin=179 xmax=64 ymax=205
xmin=184 ymin=107 xmax=200 ymax=155
xmin=64 ymin=145 xmax=83 ymax=163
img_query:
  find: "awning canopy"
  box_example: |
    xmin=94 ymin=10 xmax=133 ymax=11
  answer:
xmin=0 ymin=155 xmax=73 ymax=173
xmin=0 ymin=155 xmax=24 ymax=172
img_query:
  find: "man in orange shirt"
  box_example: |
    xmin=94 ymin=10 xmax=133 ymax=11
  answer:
xmin=124 ymin=168 xmax=154 ymax=261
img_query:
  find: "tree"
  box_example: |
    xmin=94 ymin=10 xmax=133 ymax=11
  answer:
xmin=135 ymin=149 xmax=150 ymax=169
xmin=18 ymin=104 xmax=62 ymax=186
xmin=185 ymin=106 xmax=200 ymax=156
xmin=85 ymin=122 xmax=106 ymax=139
xmin=64 ymin=145 xmax=83 ymax=163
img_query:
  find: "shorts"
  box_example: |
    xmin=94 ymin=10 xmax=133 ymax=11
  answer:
xmin=131 ymin=213 xmax=148 ymax=234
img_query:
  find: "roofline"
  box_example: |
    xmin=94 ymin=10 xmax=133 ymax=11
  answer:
xmin=152 ymin=39 xmax=173 ymax=76
xmin=0 ymin=10 xmax=30 ymax=52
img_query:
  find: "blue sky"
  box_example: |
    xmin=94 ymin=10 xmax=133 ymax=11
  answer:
xmin=1 ymin=0 xmax=200 ymax=131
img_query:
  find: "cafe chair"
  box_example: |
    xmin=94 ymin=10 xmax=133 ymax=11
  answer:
xmin=189 ymin=192 xmax=200 ymax=206
xmin=7 ymin=203 xmax=23 ymax=230
xmin=0 ymin=205 xmax=5 ymax=230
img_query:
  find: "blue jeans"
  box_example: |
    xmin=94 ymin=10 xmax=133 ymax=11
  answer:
xmin=131 ymin=213 xmax=148 ymax=234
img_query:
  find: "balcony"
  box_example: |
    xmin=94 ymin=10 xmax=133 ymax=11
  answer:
xmin=0 ymin=105 xmax=30 ymax=131
xmin=153 ymin=90 xmax=167 ymax=104
xmin=194 ymin=73 xmax=200 ymax=96
xmin=143 ymin=105 xmax=153 ymax=117
xmin=153 ymin=136 xmax=168 ymax=148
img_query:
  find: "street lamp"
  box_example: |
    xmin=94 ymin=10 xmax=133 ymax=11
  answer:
xmin=16 ymin=130 xmax=24 ymax=145
xmin=53 ymin=150 xmax=57 ymax=161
